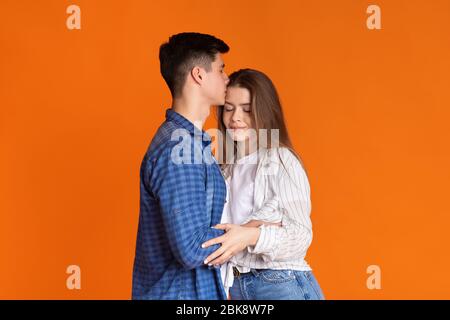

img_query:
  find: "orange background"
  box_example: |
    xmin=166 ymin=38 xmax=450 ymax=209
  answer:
xmin=1 ymin=0 xmax=449 ymax=299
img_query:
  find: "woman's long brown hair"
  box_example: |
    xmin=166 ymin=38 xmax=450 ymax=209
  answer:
xmin=217 ymin=68 xmax=308 ymax=178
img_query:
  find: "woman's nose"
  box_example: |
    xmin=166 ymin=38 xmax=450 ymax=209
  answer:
xmin=231 ymin=109 xmax=242 ymax=121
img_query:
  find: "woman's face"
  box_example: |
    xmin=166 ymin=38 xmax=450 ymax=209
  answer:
xmin=222 ymin=86 xmax=255 ymax=142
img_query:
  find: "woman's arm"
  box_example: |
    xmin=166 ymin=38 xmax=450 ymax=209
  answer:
xmin=241 ymin=220 xmax=281 ymax=228
xmin=241 ymin=197 xmax=282 ymax=225
xmin=202 ymin=149 xmax=312 ymax=265
xmin=247 ymin=152 xmax=312 ymax=263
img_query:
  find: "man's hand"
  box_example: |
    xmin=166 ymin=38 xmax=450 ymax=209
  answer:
xmin=201 ymin=224 xmax=260 ymax=266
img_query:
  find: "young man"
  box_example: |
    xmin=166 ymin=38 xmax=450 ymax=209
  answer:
xmin=131 ymin=32 xmax=232 ymax=299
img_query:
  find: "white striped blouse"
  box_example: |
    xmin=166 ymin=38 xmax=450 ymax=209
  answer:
xmin=220 ymin=147 xmax=313 ymax=289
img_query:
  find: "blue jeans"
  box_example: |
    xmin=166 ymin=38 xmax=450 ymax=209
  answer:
xmin=229 ymin=269 xmax=325 ymax=300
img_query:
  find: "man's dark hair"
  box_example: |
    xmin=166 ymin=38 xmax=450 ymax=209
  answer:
xmin=159 ymin=32 xmax=229 ymax=98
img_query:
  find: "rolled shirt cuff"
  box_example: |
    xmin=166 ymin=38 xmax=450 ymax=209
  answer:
xmin=247 ymin=224 xmax=276 ymax=255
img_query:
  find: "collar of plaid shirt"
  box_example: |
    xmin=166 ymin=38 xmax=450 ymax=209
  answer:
xmin=165 ymin=108 xmax=213 ymax=148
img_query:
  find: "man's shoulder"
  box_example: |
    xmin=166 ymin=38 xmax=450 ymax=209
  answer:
xmin=145 ymin=120 xmax=185 ymax=159
xmin=147 ymin=121 xmax=214 ymax=165
xmin=142 ymin=120 xmax=207 ymax=173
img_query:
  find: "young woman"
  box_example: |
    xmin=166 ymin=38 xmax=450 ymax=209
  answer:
xmin=202 ymin=69 xmax=325 ymax=300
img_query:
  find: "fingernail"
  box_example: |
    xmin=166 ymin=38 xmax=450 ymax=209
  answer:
xmin=204 ymin=259 xmax=208 ymax=264
xmin=201 ymin=244 xmax=205 ymax=248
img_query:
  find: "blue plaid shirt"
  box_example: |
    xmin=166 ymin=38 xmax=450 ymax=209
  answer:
xmin=132 ymin=109 xmax=228 ymax=300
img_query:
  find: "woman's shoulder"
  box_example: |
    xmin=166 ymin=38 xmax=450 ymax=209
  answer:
xmin=265 ymin=147 xmax=300 ymax=167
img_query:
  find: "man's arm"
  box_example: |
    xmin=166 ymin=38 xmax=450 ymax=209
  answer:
xmin=148 ymin=146 xmax=225 ymax=270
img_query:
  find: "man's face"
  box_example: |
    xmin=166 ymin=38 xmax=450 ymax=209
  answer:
xmin=202 ymin=53 xmax=229 ymax=105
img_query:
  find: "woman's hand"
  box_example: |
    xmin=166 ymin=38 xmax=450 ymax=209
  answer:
xmin=201 ymin=224 xmax=260 ymax=266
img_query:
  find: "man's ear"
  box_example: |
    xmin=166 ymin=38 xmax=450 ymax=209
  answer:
xmin=191 ymin=66 xmax=205 ymax=85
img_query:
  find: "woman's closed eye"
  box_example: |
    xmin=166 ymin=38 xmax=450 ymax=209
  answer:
xmin=224 ymin=105 xmax=234 ymax=112
xmin=224 ymin=105 xmax=251 ymax=113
